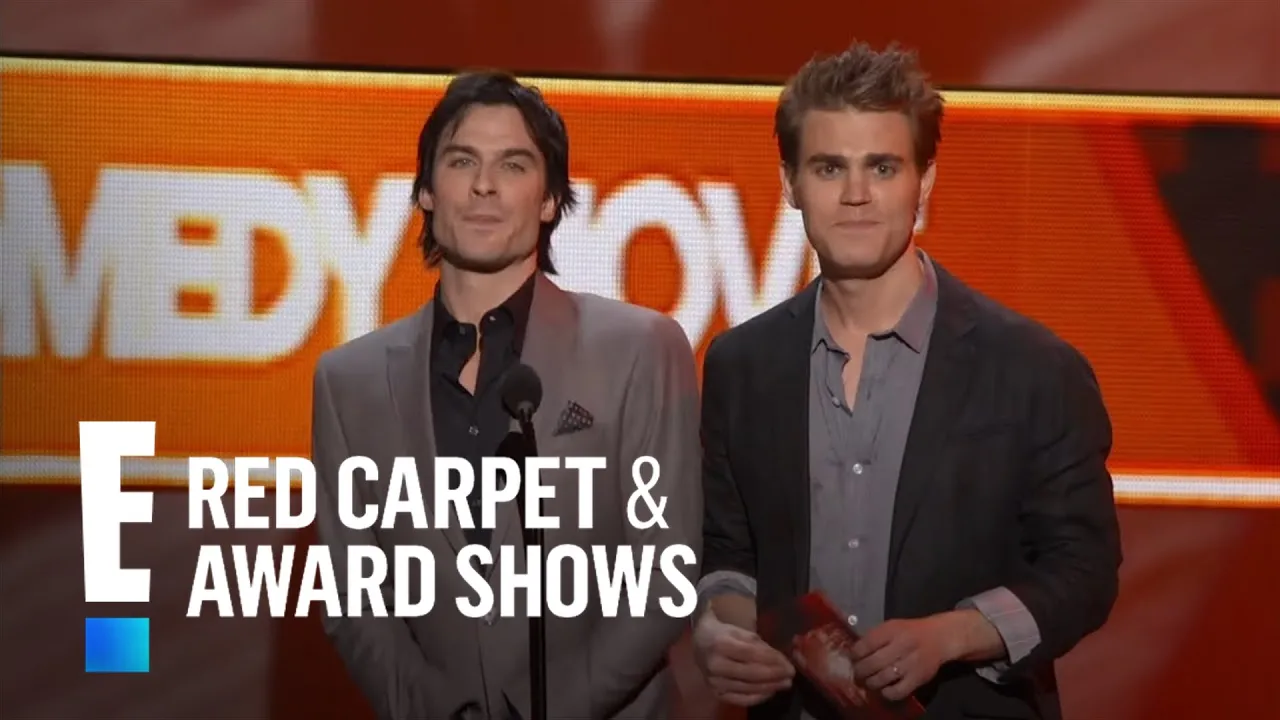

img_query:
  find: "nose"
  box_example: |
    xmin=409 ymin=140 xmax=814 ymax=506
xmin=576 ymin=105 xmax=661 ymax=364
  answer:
xmin=840 ymin=172 xmax=871 ymax=206
xmin=470 ymin=165 xmax=497 ymax=197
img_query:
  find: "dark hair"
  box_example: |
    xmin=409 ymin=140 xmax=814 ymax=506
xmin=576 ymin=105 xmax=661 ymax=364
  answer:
xmin=775 ymin=41 xmax=944 ymax=173
xmin=411 ymin=71 xmax=577 ymax=273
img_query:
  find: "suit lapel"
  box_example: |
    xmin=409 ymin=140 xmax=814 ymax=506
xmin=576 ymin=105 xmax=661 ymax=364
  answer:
xmin=774 ymin=281 xmax=819 ymax=597
xmin=887 ymin=265 xmax=979 ymax=591
xmin=386 ymin=303 xmax=469 ymax=554
xmin=488 ymin=274 xmax=579 ymax=560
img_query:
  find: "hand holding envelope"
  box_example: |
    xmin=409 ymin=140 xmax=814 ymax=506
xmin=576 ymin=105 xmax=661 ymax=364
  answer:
xmin=759 ymin=593 xmax=926 ymax=720
xmin=790 ymin=624 xmax=872 ymax=709
xmin=693 ymin=609 xmax=796 ymax=706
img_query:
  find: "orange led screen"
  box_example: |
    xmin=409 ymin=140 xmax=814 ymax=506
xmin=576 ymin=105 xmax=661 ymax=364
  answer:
xmin=3 ymin=58 xmax=1279 ymax=507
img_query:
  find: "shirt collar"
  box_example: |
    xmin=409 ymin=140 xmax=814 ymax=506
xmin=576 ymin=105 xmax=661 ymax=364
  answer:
xmin=432 ymin=270 xmax=538 ymax=356
xmin=812 ymin=248 xmax=939 ymax=354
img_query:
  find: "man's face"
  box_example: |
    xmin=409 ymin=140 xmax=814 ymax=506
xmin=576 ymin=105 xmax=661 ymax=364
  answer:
xmin=419 ymin=104 xmax=555 ymax=273
xmin=782 ymin=108 xmax=935 ymax=280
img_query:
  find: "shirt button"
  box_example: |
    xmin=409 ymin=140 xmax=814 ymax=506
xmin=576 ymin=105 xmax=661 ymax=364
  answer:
xmin=830 ymin=394 xmax=840 ymax=407
xmin=468 ymin=425 xmax=479 ymax=436
xmin=847 ymin=538 xmax=860 ymax=549
xmin=852 ymin=463 xmax=864 ymax=475
xmin=847 ymin=614 xmax=858 ymax=626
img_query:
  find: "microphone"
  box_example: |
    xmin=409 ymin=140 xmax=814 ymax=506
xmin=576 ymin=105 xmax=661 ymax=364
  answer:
xmin=499 ymin=362 xmax=547 ymax=720
xmin=501 ymin=362 xmax=543 ymax=427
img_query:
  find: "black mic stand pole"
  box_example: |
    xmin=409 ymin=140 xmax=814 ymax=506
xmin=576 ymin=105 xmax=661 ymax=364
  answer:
xmin=514 ymin=410 xmax=547 ymax=720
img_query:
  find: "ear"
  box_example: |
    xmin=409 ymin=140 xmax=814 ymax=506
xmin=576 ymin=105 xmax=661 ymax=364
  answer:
xmin=417 ymin=187 xmax=434 ymax=212
xmin=919 ymin=161 xmax=937 ymax=208
xmin=779 ymin=163 xmax=799 ymax=209
xmin=540 ymin=193 xmax=556 ymax=223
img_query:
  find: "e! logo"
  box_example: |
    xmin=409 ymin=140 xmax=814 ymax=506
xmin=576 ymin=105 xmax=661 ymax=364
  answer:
xmin=80 ymin=421 xmax=155 ymax=672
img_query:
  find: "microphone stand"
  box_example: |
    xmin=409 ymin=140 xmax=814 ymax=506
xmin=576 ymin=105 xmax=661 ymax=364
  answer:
xmin=514 ymin=411 xmax=547 ymax=720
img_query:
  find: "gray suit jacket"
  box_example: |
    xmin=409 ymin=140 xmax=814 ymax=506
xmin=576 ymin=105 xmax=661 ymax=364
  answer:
xmin=310 ymin=273 xmax=703 ymax=720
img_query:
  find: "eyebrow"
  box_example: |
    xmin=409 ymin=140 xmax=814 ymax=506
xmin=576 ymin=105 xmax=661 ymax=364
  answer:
xmin=438 ymin=143 xmax=539 ymax=164
xmin=864 ymin=152 xmax=906 ymax=167
xmin=804 ymin=152 xmax=907 ymax=168
xmin=806 ymin=153 xmax=849 ymax=168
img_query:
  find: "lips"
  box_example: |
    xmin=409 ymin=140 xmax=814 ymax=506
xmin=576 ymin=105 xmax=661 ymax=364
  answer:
xmin=462 ymin=214 xmax=503 ymax=224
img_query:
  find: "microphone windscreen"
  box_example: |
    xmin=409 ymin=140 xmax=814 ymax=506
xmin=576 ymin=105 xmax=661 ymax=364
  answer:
xmin=501 ymin=362 xmax=543 ymax=418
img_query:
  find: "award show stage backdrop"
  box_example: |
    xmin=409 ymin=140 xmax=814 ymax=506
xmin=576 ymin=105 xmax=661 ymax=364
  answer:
xmin=2 ymin=57 xmax=1279 ymax=719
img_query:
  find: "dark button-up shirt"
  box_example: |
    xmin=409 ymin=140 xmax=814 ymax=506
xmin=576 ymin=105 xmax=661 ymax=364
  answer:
xmin=430 ymin=272 xmax=535 ymax=548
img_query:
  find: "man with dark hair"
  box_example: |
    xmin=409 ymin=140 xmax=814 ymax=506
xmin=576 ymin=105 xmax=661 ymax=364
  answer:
xmin=312 ymin=71 xmax=703 ymax=720
xmin=692 ymin=42 xmax=1122 ymax=719
xmin=411 ymin=71 xmax=577 ymax=274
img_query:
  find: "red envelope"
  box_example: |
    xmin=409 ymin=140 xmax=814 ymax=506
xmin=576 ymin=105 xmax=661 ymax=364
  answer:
xmin=758 ymin=592 xmax=926 ymax=720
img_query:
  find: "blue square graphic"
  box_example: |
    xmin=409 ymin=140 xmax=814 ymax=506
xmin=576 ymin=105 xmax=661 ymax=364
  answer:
xmin=85 ymin=617 xmax=149 ymax=673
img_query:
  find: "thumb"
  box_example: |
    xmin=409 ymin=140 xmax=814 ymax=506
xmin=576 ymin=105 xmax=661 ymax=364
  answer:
xmin=720 ymin=623 xmax=764 ymax=643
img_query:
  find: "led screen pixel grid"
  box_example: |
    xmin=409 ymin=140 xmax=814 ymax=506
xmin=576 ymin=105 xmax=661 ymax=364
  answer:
xmin=2 ymin=57 xmax=1279 ymax=507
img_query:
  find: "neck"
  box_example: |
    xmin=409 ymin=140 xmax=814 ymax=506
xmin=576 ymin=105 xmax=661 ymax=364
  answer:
xmin=438 ymin=255 xmax=538 ymax=324
xmin=819 ymin=246 xmax=924 ymax=336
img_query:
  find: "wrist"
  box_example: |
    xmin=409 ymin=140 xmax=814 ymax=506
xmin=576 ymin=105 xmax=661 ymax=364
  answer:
xmin=939 ymin=608 xmax=989 ymax=663
xmin=708 ymin=592 xmax=757 ymax=631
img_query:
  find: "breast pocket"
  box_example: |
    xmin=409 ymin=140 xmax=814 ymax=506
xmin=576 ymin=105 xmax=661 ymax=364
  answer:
xmin=939 ymin=419 xmax=1025 ymax=559
xmin=950 ymin=418 xmax=1020 ymax=442
xmin=946 ymin=415 xmax=1024 ymax=489
xmin=946 ymin=417 xmax=1022 ymax=478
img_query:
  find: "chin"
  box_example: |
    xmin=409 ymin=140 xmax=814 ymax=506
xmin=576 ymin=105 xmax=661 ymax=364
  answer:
xmin=816 ymin=234 xmax=913 ymax=279
xmin=824 ymin=262 xmax=890 ymax=281
xmin=815 ymin=248 xmax=893 ymax=280
xmin=439 ymin=244 xmax=533 ymax=274
xmin=442 ymin=250 xmax=518 ymax=274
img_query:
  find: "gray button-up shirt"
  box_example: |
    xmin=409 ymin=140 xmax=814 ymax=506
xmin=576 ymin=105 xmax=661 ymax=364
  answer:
xmin=806 ymin=251 xmax=935 ymax=633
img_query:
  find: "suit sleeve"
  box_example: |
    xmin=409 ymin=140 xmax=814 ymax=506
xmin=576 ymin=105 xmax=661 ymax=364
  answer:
xmin=592 ymin=314 xmax=710 ymax=719
xmin=311 ymin=360 xmax=467 ymax=720
xmin=1004 ymin=345 xmax=1123 ymax=675
xmin=505 ymin=315 xmax=703 ymax=720
xmin=698 ymin=334 xmax=756 ymax=587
